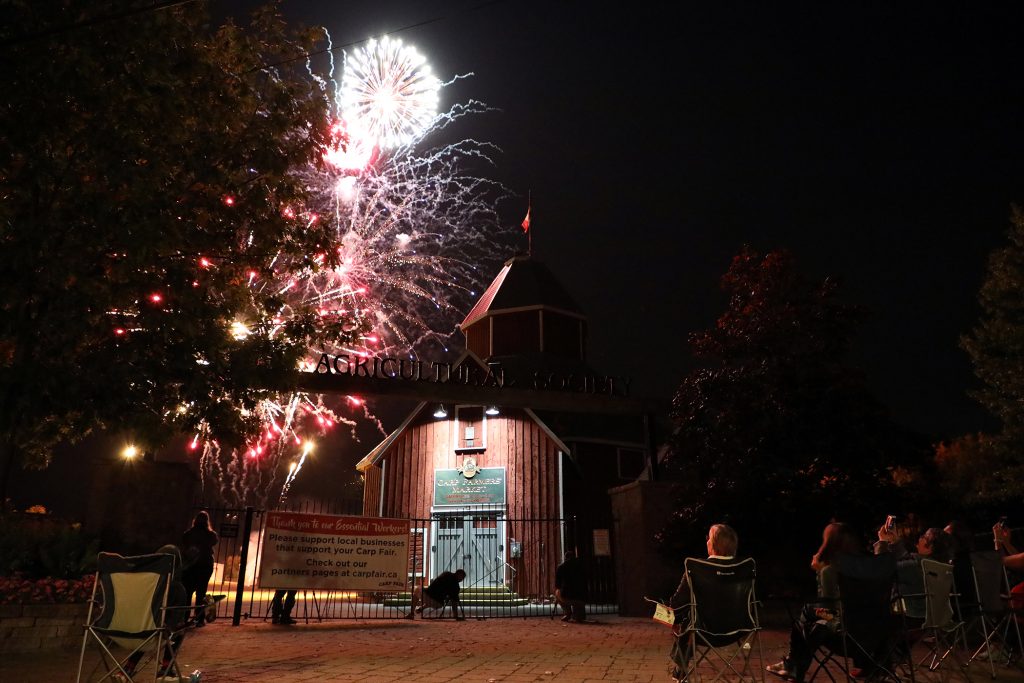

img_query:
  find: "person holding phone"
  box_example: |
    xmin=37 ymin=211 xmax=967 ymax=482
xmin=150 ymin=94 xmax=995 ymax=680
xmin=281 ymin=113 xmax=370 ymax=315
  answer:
xmin=994 ymin=520 xmax=1024 ymax=571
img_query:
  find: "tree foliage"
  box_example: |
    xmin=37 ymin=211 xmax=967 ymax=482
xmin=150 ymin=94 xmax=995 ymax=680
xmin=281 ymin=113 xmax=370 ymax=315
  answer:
xmin=660 ymin=247 xmax=926 ymax=573
xmin=0 ymin=2 xmax=357 ymax=483
xmin=957 ymin=207 xmax=1024 ymax=502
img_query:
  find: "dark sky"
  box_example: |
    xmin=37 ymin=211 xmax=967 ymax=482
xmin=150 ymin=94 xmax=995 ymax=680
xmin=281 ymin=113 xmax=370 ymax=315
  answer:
xmin=250 ymin=0 xmax=1024 ymax=442
xmin=245 ymin=0 xmax=1024 ymax=444
xmin=15 ymin=1 xmax=1024 ymax=510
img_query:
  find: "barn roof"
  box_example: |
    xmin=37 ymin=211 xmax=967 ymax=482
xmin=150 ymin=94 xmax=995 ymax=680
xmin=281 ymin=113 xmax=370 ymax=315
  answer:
xmin=460 ymin=256 xmax=585 ymax=330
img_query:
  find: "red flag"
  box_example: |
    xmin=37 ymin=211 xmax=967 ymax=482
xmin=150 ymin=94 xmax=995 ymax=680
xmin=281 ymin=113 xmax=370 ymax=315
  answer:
xmin=521 ymin=206 xmax=531 ymax=232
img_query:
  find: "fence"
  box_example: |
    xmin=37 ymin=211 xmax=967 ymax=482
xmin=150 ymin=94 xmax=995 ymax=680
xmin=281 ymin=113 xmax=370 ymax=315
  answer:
xmin=195 ymin=502 xmax=617 ymax=624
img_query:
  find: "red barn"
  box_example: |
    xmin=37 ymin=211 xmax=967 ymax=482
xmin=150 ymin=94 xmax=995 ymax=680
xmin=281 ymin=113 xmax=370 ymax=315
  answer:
xmin=357 ymin=257 xmax=649 ymax=607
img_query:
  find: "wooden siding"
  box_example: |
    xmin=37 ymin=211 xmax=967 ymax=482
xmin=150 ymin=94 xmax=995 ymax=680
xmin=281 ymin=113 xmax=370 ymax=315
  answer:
xmin=362 ymin=464 xmax=382 ymax=517
xmin=362 ymin=404 xmax=563 ymax=600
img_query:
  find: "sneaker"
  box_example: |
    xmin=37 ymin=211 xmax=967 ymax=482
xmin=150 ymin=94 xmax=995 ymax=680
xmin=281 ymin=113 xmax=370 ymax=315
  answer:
xmin=561 ymin=615 xmax=572 ymax=622
xmin=766 ymin=661 xmax=797 ymax=681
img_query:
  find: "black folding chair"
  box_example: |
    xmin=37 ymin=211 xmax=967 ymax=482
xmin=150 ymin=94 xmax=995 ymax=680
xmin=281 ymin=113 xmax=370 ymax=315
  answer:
xmin=76 ymin=552 xmax=186 ymax=682
xmin=809 ymin=553 xmax=914 ymax=683
xmin=674 ymin=557 xmax=765 ymax=682
xmin=966 ymin=550 xmax=1024 ymax=676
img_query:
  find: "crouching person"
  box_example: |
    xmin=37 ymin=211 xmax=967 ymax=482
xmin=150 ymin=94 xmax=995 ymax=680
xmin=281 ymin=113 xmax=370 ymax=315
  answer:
xmin=416 ymin=569 xmax=466 ymax=620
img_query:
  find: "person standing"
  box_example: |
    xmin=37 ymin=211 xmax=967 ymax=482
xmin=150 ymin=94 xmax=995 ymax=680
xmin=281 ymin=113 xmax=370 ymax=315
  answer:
xmin=555 ymin=551 xmax=588 ymax=622
xmin=271 ymin=589 xmax=297 ymax=625
xmin=181 ymin=511 xmax=218 ymax=626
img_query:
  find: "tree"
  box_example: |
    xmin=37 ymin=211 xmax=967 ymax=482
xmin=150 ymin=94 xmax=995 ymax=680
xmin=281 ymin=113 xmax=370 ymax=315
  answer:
xmin=0 ymin=2 xmax=358 ymax=503
xmin=660 ymin=247 xmax=926 ymax=578
xmin=958 ymin=207 xmax=1024 ymax=503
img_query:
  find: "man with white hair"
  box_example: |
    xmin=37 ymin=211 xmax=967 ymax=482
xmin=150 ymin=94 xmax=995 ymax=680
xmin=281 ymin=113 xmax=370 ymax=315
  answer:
xmin=667 ymin=523 xmax=739 ymax=680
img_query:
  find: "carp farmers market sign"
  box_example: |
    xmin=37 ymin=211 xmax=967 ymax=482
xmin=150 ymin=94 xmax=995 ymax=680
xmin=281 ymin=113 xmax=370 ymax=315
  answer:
xmin=433 ymin=467 xmax=506 ymax=506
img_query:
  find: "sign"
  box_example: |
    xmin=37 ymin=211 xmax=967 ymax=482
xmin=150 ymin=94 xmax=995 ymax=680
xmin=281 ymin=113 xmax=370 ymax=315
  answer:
xmin=592 ymin=529 xmax=611 ymax=557
xmin=313 ymin=353 xmax=632 ymax=397
xmin=219 ymin=522 xmax=239 ymax=539
xmin=258 ymin=512 xmax=409 ymax=591
xmin=433 ymin=467 xmax=506 ymax=506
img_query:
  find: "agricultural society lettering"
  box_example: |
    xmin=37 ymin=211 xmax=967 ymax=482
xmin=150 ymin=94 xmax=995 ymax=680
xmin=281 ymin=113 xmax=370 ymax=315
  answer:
xmin=258 ymin=512 xmax=409 ymax=592
xmin=313 ymin=353 xmax=631 ymax=396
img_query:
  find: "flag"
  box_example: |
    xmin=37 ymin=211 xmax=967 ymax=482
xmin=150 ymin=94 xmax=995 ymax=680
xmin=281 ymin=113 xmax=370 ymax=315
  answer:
xmin=521 ymin=205 xmax=531 ymax=232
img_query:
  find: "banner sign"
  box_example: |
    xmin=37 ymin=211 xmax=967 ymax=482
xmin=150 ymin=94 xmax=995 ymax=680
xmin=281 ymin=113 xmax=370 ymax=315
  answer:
xmin=433 ymin=467 xmax=506 ymax=506
xmin=258 ymin=512 xmax=409 ymax=591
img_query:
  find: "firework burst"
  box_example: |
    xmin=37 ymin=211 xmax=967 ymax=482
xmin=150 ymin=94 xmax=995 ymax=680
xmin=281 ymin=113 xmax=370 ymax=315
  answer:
xmin=196 ymin=34 xmax=512 ymax=507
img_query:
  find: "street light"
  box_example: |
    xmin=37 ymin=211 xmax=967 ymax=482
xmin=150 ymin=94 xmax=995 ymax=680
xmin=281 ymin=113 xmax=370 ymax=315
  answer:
xmin=121 ymin=445 xmax=139 ymax=460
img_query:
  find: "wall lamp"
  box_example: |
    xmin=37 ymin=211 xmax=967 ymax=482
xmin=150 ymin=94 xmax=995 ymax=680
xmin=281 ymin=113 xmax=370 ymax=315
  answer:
xmin=433 ymin=404 xmax=448 ymax=419
xmin=485 ymin=406 xmax=499 ymax=416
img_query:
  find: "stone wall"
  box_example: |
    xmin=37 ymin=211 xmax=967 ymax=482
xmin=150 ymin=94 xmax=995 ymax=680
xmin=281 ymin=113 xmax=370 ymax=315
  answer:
xmin=0 ymin=603 xmax=90 ymax=653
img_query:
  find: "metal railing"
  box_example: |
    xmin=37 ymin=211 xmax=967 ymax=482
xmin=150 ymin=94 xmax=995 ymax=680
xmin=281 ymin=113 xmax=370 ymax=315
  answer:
xmin=192 ymin=502 xmax=617 ymax=623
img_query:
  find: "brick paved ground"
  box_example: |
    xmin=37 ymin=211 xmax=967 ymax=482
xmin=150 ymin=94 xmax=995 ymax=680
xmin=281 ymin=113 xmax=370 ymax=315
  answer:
xmin=3 ymin=616 xmax=1021 ymax=682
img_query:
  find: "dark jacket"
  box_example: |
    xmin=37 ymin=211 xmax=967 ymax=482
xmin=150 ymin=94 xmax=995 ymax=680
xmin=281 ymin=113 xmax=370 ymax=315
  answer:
xmin=181 ymin=526 xmax=218 ymax=569
xmin=555 ymin=557 xmax=588 ymax=601
xmin=424 ymin=571 xmax=462 ymax=603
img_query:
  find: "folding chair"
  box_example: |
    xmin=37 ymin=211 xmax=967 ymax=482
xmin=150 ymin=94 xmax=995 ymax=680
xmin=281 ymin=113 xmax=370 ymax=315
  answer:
xmin=908 ymin=558 xmax=968 ymax=681
xmin=674 ymin=557 xmax=765 ymax=682
xmin=76 ymin=552 xmax=185 ymax=683
xmin=966 ymin=550 xmax=1024 ymax=676
xmin=808 ymin=553 xmax=914 ymax=683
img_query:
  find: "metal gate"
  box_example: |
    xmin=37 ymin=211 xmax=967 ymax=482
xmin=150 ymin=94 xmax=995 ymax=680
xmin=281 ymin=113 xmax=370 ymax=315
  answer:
xmin=193 ymin=503 xmax=617 ymax=623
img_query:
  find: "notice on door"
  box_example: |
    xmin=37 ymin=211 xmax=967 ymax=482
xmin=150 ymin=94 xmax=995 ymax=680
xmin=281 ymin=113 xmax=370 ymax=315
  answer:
xmin=258 ymin=512 xmax=409 ymax=591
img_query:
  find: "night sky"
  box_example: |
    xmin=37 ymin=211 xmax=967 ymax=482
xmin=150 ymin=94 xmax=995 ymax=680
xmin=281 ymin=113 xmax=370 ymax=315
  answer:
xmin=15 ymin=1 xmax=1024 ymax=510
xmin=249 ymin=0 xmax=1024 ymax=442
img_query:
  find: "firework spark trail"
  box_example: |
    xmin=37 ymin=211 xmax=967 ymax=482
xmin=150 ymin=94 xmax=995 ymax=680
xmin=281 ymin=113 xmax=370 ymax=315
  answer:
xmin=198 ymin=34 xmax=513 ymax=507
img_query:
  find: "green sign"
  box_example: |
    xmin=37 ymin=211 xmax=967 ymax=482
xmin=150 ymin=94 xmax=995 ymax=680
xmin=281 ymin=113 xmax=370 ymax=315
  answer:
xmin=433 ymin=467 xmax=506 ymax=506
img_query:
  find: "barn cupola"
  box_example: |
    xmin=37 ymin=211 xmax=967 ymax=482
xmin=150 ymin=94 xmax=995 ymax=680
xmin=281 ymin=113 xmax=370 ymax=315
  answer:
xmin=459 ymin=256 xmax=587 ymax=361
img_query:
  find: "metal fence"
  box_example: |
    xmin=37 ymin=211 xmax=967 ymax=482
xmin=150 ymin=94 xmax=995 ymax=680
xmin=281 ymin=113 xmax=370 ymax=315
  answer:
xmin=195 ymin=502 xmax=617 ymax=624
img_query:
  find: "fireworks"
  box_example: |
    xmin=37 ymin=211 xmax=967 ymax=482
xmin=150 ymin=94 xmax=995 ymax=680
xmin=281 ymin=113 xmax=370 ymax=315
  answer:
xmin=195 ymin=33 xmax=511 ymax=507
xmin=339 ymin=36 xmax=440 ymax=151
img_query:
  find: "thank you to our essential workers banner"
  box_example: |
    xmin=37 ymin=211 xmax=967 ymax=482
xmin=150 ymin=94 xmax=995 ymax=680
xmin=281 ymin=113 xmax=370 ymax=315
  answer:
xmin=258 ymin=512 xmax=409 ymax=591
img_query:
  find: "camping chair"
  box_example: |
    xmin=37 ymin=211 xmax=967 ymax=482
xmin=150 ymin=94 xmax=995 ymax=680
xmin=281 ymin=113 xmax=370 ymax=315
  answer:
xmin=808 ymin=553 xmax=914 ymax=683
xmin=674 ymin=557 xmax=764 ymax=682
xmin=966 ymin=551 xmax=1024 ymax=676
xmin=906 ymin=558 xmax=969 ymax=681
xmin=76 ymin=552 xmax=186 ymax=683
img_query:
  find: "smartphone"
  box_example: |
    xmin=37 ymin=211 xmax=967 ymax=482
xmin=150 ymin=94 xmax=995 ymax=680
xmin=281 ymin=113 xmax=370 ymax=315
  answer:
xmin=884 ymin=515 xmax=896 ymax=532
xmin=997 ymin=516 xmax=1008 ymax=528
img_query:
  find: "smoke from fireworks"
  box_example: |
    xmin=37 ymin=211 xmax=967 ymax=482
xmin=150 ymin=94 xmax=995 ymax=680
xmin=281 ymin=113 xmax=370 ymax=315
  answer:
xmin=197 ymin=33 xmax=511 ymax=506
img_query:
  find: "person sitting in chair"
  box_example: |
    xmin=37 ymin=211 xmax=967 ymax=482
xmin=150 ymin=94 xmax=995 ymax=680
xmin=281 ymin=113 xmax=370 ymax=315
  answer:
xmin=416 ymin=569 xmax=466 ymax=620
xmin=767 ymin=522 xmax=864 ymax=682
xmin=667 ymin=523 xmax=739 ymax=680
xmin=875 ymin=523 xmax=952 ymax=619
xmin=121 ymin=544 xmax=189 ymax=681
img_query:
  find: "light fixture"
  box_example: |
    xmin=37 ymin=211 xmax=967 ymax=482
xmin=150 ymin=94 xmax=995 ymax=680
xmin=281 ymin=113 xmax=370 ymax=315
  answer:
xmin=433 ymin=404 xmax=448 ymax=419
xmin=121 ymin=445 xmax=139 ymax=460
xmin=485 ymin=406 xmax=499 ymax=416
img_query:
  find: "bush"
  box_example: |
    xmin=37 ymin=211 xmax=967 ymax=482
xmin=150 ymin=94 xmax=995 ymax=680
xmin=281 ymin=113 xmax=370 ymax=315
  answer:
xmin=0 ymin=512 xmax=98 ymax=579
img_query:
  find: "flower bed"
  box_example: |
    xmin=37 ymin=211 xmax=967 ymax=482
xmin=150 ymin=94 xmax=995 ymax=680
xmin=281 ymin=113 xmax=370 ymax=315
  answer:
xmin=0 ymin=575 xmax=96 ymax=652
xmin=0 ymin=574 xmax=95 ymax=605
